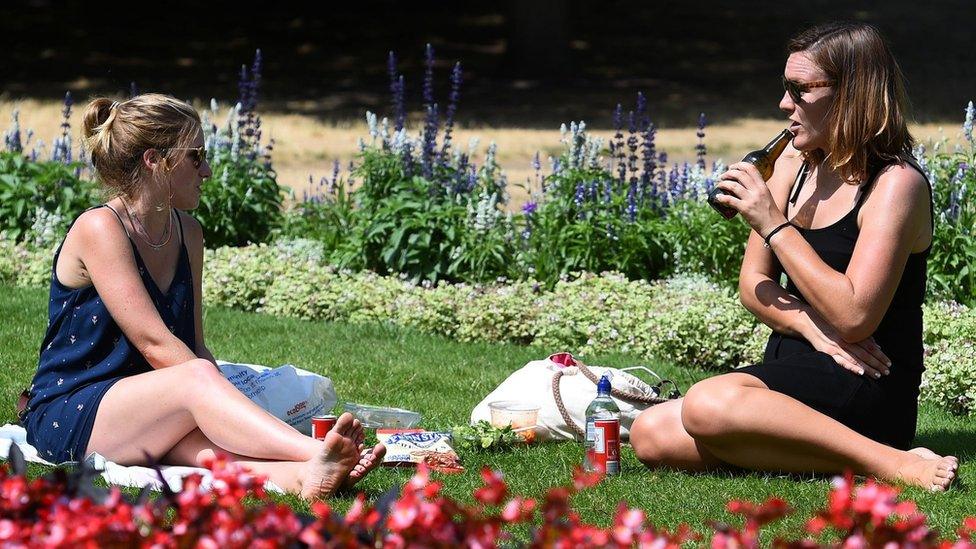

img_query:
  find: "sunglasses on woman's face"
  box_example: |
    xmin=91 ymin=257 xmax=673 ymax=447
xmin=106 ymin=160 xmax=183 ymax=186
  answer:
xmin=782 ymin=76 xmax=835 ymax=103
xmin=162 ymin=146 xmax=208 ymax=169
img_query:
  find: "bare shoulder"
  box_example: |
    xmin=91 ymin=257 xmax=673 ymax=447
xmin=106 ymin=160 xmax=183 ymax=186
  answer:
xmin=178 ymin=210 xmax=205 ymax=255
xmin=863 ymin=161 xmax=930 ymax=214
xmin=68 ymin=207 xmax=130 ymax=253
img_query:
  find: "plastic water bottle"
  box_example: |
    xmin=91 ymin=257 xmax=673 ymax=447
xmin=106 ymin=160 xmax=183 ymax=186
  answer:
xmin=584 ymin=374 xmax=620 ymax=475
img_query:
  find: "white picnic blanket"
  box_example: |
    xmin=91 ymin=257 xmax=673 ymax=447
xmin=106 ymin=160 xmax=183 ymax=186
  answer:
xmin=0 ymin=423 xmax=283 ymax=493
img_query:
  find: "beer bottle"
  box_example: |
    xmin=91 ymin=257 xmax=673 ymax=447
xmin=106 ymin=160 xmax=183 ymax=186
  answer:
xmin=707 ymin=128 xmax=794 ymax=219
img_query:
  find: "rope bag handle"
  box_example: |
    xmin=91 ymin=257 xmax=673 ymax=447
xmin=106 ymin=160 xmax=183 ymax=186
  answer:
xmin=551 ymin=359 xmax=680 ymax=440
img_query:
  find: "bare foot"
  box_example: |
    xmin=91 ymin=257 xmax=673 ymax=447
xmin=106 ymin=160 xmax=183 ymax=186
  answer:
xmin=895 ymin=452 xmax=959 ymax=492
xmin=299 ymin=415 xmax=360 ymax=500
xmin=908 ymin=447 xmax=940 ymax=460
xmin=342 ymin=443 xmax=388 ymax=490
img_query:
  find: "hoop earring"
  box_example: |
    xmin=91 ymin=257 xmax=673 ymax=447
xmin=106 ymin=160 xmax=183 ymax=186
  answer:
xmin=153 ymin=177 xmax=174 ymax=212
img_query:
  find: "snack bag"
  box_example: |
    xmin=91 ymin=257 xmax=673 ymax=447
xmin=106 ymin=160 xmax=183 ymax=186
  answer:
xmin=376 ymin=430 xmax=464 ymax=473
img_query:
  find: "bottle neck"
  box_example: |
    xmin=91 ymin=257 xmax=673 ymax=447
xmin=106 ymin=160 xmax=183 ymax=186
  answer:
xmin=762 ymin=129 xmax=794 ymax=159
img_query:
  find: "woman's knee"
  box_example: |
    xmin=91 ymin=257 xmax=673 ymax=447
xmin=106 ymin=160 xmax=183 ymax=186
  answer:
xmin=174 ymin=359 xmax=225 ymax=397
xmin=630 ymin=402 xmax=682 ymax=465
xmin=681 ymin=378 xmax=746 ymax=439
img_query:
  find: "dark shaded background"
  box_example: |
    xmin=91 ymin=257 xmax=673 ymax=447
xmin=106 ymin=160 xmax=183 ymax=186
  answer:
xmin=2 ymin=0 xmax=973 ymax=128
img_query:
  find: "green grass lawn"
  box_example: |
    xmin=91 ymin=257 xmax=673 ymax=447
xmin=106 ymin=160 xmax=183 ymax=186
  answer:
xmin=2 ymin=284 xmax=974 ymax=540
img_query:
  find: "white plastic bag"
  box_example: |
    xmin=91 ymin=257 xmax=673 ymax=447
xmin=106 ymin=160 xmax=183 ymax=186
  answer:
xmin=470 ymin=352 xmax=670 ymax=442
xmin=217 ymin=361 xmax=337 ymax=436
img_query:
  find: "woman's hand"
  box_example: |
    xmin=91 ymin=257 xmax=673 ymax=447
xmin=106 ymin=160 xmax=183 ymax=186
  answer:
xmin=801 ymin=312 xmax=892 ymax=378
xmin=714 ymin=162 xmax=788 ymax=237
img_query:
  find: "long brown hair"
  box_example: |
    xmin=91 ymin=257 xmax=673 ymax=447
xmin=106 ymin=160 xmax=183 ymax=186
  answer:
xmin=82 ymin=94 xmax=201 ymax=197
xmin=788 ymin=22 xmax=915 ymax=182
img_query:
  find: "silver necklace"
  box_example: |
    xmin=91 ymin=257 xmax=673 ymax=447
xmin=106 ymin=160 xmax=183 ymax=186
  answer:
xmin=119 ymin=198 xmax=172 ymax=250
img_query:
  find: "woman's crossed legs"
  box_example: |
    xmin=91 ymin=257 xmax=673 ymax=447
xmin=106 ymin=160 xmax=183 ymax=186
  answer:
xmin=630 ymin=373 xmax=958 ymax=491
xmin=86 ymin=358 xmax=386 ymax=499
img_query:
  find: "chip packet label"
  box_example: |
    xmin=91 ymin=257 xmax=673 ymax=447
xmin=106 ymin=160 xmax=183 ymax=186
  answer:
xmin=376 ymin=430 xmax=464 ymax=473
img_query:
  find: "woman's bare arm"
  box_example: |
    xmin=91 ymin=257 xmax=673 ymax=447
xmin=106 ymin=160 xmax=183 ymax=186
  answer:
xmin=737 ymin=150 xmax=819 ymax=337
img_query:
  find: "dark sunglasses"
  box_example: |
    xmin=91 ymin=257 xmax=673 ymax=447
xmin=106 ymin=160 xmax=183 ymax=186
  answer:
xmin=162 ymin=146 xmax=208 ymax=169
xmin=782 ymin=76 xmax=835 ymax=103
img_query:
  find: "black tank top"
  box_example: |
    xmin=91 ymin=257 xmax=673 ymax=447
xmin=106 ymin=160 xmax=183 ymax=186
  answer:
xmin=783 ymin=158 xmax=934 ymax=373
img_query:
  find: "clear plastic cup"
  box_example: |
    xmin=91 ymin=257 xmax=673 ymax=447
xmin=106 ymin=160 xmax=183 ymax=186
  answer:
xmin=488 ymin=400 xmax=539 ymax=441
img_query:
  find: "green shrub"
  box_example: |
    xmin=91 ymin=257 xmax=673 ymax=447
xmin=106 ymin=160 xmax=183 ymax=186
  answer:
xmin=659 ymin=200 xmax=751 ymax=284
xmin=392 ymin=282 xmax=463 ymax=338
xmin=261 ymin=264 xmax=351 ymax=321
xmin=0 ymin=152 xmax=100 ymax=243
xmin=916 ymin=105 xmax=976 ymax=305
xmin=277 ymin=168 xmax=356 ymax=254
xmin=923 ymin=301 xmax=976 ymax=345
xmin=454 ymin=280 xmax=541 ymax=345
xmin=921 ymin=339 xmax=976 ymax=416
xmin=203 ymin=244 xmax=281 ymax=311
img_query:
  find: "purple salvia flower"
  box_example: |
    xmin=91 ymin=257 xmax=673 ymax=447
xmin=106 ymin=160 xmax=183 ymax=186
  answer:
xmin=551 ymin=157 xmax=562 ymax=176
xmin=422 ymin=43 xmax=435 ymax=111
xmin=331 ymin=159 xmax=341 ymax=194
xmin=3 ymin=110 xmax=22 ymax=153
xmin=612 ymin=104 xmax=625 ymax=179
xmin=573 ymin=183 xmax=586 ymax=208
xmin=626 ymin=182 xmax=638 ymax=222
xmin=388 ymin=52 xmax=406 ymax=132
xmin=641 ymin=122 xmax=657 ymax=187
xmin=696 ymin=112 xmax=707 ymax=168
xmin=635 ymin=92 xmax=647 ymax=131
xmin=249 ymin=49 xmax=263 ymax=113
xmin=439 ymin=62 xmax=463 ymax=165
xmin=467 ymin=166 xmax=478 ymax=192
xmin=521 ymin=201 xmax=538 ymax=215
xmin=627 ymin=110 xmax=639 ymax=184
xmin=603 ymin=180 xmax=612 ymax=204
xmin=421 ymin=103 xmax=439 ymax=179
xmin=401 ymin=140 xmax=415 ymax=177
xmin=61 ymin=91 xmax=73 ymax=132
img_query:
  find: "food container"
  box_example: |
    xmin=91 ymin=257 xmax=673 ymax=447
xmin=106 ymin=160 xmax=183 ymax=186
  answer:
xmin=488 ymin=400 xmax=540 ymax=441
xmin=343 ymin=402 xmax=422 ymax=429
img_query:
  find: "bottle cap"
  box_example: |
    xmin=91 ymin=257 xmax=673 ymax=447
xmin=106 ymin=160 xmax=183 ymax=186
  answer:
xmin=597 ymin=374 xmax=612 ymax=395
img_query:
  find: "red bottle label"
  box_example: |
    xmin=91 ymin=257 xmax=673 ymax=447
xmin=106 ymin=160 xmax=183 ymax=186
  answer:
xmin=587 ymin=419 xmax=621 ymax=475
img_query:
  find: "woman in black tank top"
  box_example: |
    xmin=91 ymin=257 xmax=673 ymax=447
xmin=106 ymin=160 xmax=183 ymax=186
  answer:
xmin=629 ymin=22 xmax=958 ymax=491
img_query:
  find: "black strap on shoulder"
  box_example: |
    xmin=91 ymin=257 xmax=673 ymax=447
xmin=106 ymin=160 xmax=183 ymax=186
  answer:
xmin=902 ymin=155 xmax=936 ymax=234
xmin=173 ymin=209 xmax=185 ymax=247
xmin=788 ymin=161 xmax=810 ymax=207
xmin=102 ymin=203 xmax=133 ymax=240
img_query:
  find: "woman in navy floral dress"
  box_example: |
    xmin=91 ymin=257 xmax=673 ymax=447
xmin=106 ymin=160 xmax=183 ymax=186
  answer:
xmin=22 ymin=94 xmax=385 ymax=499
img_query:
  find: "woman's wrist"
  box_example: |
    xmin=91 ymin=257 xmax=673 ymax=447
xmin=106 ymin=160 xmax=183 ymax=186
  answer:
xmin=762 ymin=221 xmax=794 ymax=248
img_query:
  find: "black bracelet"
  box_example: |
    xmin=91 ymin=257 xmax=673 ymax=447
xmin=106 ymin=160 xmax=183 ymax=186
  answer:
xmin=763 ymin=221 xmax=793 ymax=248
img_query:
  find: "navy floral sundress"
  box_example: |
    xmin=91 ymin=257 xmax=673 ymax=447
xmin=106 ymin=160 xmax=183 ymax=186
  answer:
xmin=23 ymin=204 xmax=196 ymax=463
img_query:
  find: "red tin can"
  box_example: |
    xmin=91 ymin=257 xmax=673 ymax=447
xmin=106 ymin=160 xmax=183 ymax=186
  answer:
xmin=585 ymin=418 xmax=621 ymax=475
xmin=311 ymin=415 xmax=338 ymax=440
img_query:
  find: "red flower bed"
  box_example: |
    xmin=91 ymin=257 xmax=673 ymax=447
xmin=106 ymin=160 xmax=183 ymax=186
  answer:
xmin=0 ymin=445 xmax=973 ymax=548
